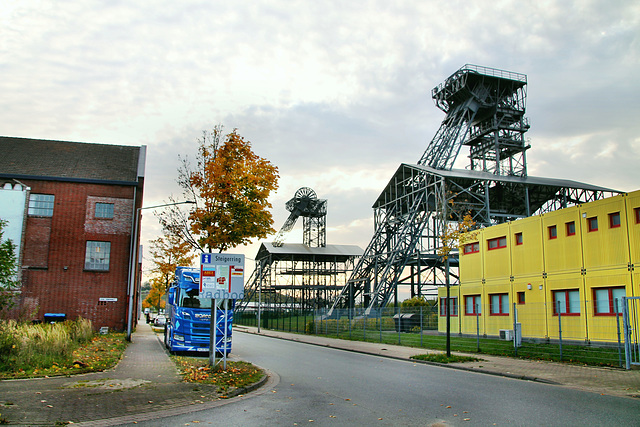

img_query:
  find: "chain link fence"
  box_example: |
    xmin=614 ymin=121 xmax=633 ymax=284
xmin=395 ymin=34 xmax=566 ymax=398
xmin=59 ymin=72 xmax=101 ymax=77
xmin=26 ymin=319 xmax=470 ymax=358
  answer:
xmin=235 ymin=301 xmax=629 ymax=367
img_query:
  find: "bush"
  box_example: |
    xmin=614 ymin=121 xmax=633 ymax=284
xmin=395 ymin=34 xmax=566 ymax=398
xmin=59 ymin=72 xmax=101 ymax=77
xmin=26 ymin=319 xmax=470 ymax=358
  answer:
xmin=0 ymin=318 xmax=94 ymax=373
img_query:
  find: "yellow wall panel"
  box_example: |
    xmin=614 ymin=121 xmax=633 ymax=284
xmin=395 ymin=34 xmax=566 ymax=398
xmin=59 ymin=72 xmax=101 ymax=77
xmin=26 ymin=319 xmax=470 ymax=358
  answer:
xmin=459 ymin=228 xmax=483 ymax=282
xmin=583 ymin=268 xmax=632 ymax=342
xmin=545 ymin=272 xmax=587 ymax=341
xmin=459 ymin=283 xmax=485 ymax=335
xmin=437 ymin=285 xmax=460 ymax=333
xmin=482 ymin=278 xmax=513 ymax=336
xmin=625 ymin=190 xmax=640 ymax=267
xmin=512 ymin=276 xmax=547 ymax=339
xmin=511 ymin=217 xmax=545 ymax=277
xmin=482 ymin=223 xmax=512 ymax=280
xmin=579 ymin=194 xmax=629 ymax=271
xmin=541 ymin=206 xmax=584 ymax=274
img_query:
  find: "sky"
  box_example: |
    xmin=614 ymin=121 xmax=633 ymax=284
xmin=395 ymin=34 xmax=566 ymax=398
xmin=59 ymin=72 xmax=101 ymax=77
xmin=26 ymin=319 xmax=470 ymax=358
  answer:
xmin=2 ymin=1 xmax=639 ymax=284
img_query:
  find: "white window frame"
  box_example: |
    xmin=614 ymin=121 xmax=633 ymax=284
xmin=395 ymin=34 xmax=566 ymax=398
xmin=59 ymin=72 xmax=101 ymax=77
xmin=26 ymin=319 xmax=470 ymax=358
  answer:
xmin=85 ymin=241 xmax=111 ymax=271
xmin=28 ymin=194 xmax=55 ymax=216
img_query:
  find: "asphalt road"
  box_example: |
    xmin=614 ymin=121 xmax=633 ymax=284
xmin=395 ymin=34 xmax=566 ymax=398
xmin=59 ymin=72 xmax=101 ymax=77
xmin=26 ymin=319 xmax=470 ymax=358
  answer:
xmin=132 ymin=332 xmax=640 ymax=426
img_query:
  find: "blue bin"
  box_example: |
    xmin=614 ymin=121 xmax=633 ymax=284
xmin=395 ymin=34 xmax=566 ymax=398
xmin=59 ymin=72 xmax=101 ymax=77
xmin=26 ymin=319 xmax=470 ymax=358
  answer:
xmin=44 ymin=313 xmax=66 ymax=323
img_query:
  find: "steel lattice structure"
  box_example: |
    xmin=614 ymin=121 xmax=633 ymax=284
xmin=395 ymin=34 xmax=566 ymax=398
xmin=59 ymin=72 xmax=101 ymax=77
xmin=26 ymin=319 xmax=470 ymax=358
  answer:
xmin=330 ymin=64 xmax=619 ymax=314
xmin=236 ymin=188 xmax=362 ymax=314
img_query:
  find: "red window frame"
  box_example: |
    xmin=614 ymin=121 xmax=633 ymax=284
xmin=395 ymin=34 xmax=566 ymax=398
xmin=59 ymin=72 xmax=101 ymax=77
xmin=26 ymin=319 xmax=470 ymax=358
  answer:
xmin=487 ymin=236 xmax=507 ymax=251
xmin=489 ymin=293 xmax=509 ymax=316
xmin=439 ymin=297 xmax=458 ymax=317
xmin=463 ymin=242 xmax=479 ymax=255
xmin=517 ymin=291 xmax=525 ymax=305
xmin=552 ymin=289 xmax=581 ymax=316
xmin=548 ymin=225 xmax=557 ymax=240
xmin=566 ymin=221 xmax=576 ymax=236
xmin=593 ymin=286 xmax=625 ymax=316
xmin=464 ymin=295 xmax=481 ymax=315
xmin=608 ymin=212 xmax=621 ymax=228
xmin=587 ymin=216 xmax=598 ymax=232
xmin=515 ymin=232 xmax=523 ymax=246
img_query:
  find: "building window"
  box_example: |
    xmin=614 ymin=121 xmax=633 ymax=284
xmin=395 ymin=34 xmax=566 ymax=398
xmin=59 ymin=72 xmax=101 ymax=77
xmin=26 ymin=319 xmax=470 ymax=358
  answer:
xmin=28 ymin=194 xmax=55 ymax=217
xmin=566 ymin=221 xmax=576 ymax=236
xmin=553 ymin=290 xmax=580 ymax=315
xmin=587 ymin=216 xmax=598 ymax=232
xmin=608 ymin=212 xmax=621 ymax=229
xmin=548 ymin=225 xmax=557 ymax=240
xmin=95 ymin=202 xmax=114 ymax=219
xmin=439 ymin=297 xmax=458 ymax=317
xmin=517 ymin=291 xmax=525 ymax=304
xmin=635 ymin=207 xmax=640 ymax=224
xmin=463 ymin=242 xmax=479 ymax=254
xmin=593 ymin=287 xmax=625 ymax=315
xmin=465 ymin=295 xmax=481 ymax=315
xmin=85 ymin=241 xmax=111 ymax=271
xmin=515 ymin=232 xmax=523 ymax=246
xmin=487 ymin=236 xmax=507 ymax=251
xmin=490 ymin=293 xmax=509 ymax=316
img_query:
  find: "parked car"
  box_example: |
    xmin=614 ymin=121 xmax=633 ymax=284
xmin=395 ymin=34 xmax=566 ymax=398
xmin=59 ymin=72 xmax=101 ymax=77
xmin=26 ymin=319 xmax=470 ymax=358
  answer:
xmin=154 ymin=315 xmax=166 ymax=327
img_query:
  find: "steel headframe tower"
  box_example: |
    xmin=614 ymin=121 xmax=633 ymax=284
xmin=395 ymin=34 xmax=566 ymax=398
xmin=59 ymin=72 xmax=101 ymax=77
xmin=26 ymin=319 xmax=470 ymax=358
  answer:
xmin=330 ymin=64 xmax=616 ymax=314
xmin=236 ymin=187 xmax=362 ymax=315
xmin=272 ymin=187 xmax=327 ymax=248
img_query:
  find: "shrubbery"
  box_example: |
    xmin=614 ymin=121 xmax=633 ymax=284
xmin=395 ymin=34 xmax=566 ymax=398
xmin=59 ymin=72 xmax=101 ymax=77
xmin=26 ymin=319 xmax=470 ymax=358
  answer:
xmin=0 ymin=317 xmax=93 ymax=373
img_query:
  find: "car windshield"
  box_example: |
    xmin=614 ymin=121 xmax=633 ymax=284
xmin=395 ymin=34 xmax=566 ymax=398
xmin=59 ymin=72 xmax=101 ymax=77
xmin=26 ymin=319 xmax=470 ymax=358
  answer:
xmin=178 ymin=288 xmax=212 ymax=309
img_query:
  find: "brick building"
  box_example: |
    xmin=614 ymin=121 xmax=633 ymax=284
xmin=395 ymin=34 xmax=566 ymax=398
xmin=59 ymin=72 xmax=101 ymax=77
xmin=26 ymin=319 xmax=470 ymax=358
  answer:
xmin=0 ymin=137 xmax=146 ymax=331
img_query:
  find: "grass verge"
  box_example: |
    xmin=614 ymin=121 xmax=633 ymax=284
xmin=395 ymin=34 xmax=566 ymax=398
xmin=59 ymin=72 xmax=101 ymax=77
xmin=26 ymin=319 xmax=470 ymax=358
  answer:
xmin=0 ymin=333 xmax=127 ymax=379
xmin=171 ymin=356 xmax=264 ymax=397
xmin=411 ymin=353 xmax=483 ymax=364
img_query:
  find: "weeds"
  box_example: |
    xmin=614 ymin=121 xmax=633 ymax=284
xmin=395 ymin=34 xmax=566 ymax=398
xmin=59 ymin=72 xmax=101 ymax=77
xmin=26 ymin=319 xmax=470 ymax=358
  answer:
xmin=0 ymin=318 xmax=126 ymax=378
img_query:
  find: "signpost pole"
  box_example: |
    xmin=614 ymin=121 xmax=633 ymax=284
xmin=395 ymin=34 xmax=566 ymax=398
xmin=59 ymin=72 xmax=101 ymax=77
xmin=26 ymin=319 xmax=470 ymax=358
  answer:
xmin=200 ymin=253 xmax=245 ymax=369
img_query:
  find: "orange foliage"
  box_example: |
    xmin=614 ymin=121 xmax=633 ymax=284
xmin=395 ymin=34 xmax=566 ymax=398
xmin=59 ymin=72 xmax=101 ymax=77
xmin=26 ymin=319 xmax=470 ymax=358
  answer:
xmin=186 ymin=128 xmax=279 ymax=252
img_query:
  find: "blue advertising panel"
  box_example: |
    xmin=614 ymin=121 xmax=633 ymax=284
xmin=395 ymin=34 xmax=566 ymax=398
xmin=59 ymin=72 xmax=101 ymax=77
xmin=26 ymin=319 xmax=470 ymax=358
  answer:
xmin=199 ymin=253 xmax=245 ymax=299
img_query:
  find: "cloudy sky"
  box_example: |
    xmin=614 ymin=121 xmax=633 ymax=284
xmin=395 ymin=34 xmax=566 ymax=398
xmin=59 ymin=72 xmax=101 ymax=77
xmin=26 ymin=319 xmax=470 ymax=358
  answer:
xmin=2 ymin=1 xmax=639 ymax=279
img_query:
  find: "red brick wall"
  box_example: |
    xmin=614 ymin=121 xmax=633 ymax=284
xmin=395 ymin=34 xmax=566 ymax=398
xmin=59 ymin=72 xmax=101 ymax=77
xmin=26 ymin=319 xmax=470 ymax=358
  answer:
xmin=17 ymin=179 xmax=142 ymax=331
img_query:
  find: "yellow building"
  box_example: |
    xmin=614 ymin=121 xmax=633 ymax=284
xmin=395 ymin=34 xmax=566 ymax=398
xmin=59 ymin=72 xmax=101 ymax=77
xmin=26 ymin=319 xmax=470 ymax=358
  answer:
xmin=438 ymin=190 xmax=640 ymax=343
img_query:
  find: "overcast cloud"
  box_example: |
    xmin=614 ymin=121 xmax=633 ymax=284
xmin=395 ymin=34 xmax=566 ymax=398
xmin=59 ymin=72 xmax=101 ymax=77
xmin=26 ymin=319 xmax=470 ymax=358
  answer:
xmin=2 ymin=0 xmax=639 ymax=276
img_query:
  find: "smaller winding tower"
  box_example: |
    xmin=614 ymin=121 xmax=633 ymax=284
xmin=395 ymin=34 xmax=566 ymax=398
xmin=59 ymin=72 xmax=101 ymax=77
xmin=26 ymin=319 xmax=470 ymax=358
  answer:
xmin=235 ymin=187 xmax=362 ymax=314
xmin=272 ymin=187 xmax=327 ymax=248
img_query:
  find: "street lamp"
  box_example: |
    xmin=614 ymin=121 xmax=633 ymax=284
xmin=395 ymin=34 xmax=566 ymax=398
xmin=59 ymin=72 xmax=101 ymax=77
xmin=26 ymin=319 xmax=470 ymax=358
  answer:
xmin=126 ymin=200 xmax=196 ymax=341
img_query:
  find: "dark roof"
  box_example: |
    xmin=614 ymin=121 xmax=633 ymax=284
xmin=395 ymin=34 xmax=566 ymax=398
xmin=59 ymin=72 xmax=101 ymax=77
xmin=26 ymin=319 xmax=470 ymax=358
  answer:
xmin=0 ymin=136 xmax=145 ymax=184
xmin=374 ymin=163 xmax=619 ymax=213
xmin=256 ymin=242 xmax=364 ymax=262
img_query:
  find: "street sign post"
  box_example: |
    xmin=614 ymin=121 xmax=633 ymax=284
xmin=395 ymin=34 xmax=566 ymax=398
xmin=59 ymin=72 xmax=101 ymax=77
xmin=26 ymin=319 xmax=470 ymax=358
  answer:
xmin=200 ymin=253 xmax=245 ymax=368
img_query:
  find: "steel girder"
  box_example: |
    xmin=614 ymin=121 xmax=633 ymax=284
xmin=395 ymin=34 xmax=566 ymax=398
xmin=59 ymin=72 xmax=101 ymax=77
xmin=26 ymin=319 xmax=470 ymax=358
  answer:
xmin=330 ymin=163 xmax=618 ymax=312
xmin=237 ymin=252 xmax=356 ymax=313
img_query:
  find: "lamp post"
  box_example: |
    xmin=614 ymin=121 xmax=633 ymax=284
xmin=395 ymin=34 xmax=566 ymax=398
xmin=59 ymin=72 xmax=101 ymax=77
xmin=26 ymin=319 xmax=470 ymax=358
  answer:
xmin=126 ymin=200 xmax=196 ymax=341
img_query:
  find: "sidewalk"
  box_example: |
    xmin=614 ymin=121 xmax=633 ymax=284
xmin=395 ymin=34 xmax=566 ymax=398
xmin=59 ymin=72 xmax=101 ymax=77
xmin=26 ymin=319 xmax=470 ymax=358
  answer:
xmin=237 ymin=325 xmax=640 ymax=399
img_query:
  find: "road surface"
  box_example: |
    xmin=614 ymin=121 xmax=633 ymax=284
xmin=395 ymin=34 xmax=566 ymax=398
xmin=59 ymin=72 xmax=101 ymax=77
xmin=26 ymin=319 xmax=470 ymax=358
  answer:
xmin=133 ymin=332 xmax=639 ymax=426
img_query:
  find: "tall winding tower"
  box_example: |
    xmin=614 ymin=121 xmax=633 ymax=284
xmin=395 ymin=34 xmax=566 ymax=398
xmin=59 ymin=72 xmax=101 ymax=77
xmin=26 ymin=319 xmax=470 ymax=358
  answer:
xmin=330 ymin=65 xmax=616 ymax=313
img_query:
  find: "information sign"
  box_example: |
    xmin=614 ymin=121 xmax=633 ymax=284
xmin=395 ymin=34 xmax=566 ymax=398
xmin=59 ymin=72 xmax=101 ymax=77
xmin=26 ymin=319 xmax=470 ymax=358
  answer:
xmin=199 ymin=253 xmax=245 ymax=299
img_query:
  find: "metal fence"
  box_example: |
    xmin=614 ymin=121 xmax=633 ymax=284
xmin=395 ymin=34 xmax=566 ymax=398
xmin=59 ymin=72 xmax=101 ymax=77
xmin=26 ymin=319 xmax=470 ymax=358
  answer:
xmin=236 ymin=301 xmax=636 ymax=368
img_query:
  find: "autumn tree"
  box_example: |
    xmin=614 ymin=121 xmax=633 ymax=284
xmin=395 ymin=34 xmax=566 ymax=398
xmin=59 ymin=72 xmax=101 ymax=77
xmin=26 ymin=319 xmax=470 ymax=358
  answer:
xmin=438 ymin=199 xmax=477 ymax=357
xmin=0 ymin=219 xmax=19 ymax=312
xmin=143 ymin=231 xmax=195 ymax=311
xmin=160 ymin=126 xmax=279 ymax=253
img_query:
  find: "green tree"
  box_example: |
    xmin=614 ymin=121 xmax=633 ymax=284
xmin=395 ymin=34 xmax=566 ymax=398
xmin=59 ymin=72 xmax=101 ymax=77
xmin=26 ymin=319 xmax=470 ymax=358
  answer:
xmin=401 ymin=296 xmax=434 ymax=308
xmin=0 ymin=219 xmax=19 ymax=311
xmin=160 ymin=126 xmax=279 ymax=253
